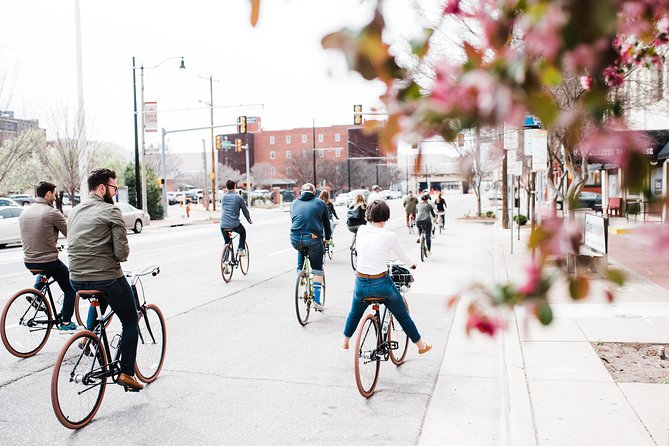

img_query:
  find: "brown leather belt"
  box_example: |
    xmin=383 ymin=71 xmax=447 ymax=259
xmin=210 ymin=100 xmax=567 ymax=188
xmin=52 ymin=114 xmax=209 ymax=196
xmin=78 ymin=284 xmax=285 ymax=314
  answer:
xmin=355 ymin=271 xmax=388 ymax=279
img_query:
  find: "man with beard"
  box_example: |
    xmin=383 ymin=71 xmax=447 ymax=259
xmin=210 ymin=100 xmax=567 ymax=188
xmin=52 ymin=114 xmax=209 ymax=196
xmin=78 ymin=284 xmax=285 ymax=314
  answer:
xmin=18 ymin=181 xmax=78 ymax=331
xmin=67 ymin=168 xmax=143 ymax=391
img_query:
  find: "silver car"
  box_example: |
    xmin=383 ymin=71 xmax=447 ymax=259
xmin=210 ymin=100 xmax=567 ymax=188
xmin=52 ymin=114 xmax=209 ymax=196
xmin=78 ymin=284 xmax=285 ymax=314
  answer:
xmin=115 ymin=202 xmax=149 ymax=233
xmin=0 ymin=206 xmax=24 ymax=248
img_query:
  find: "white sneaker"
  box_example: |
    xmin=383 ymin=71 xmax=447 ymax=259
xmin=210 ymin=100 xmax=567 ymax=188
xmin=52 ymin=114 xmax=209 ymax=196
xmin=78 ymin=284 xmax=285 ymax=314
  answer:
xmin=312 ymin=302 xmax=325 ymax=312
xmin=238 ymin=249 xmax=246 ymax=257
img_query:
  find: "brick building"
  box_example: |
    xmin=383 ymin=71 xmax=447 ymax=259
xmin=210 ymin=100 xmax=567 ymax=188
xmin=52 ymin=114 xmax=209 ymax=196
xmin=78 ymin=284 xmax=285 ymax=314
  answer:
xmin=0 ymin=111 xmax=40 ymax=140
xmin=217 ymin=118 xmax=385 ymax=192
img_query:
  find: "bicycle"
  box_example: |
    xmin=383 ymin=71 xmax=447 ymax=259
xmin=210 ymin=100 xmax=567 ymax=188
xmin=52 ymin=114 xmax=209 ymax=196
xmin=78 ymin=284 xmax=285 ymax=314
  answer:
xmin=220 ymin=229 xmax=250 ymax=283
xmin=350 ymin=232 xmax=358 ymax=271
xmin=436 ymin=212 xmax=445 ymax=234
xmin=51 ymin=266 xmax=166 ymax=430
xmin=323 ymin=239 xmax=333 ymax=262
xmin=417 ymin=223 xmax=429 ymax=262
xmin=353 ymin=264 xmax=412 ymax=398
xmin=295 ymin=247 xmax=326 ymax=326
xmin=1 ymin=270 xmax=108 ymax=358
xmin=408 ymin=213 xmax=416 ymax=234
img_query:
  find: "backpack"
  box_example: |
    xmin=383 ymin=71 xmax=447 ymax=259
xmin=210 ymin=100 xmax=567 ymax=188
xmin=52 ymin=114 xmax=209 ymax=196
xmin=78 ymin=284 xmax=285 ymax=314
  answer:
xmin=391 ymin=264 xmax=414 ymax=289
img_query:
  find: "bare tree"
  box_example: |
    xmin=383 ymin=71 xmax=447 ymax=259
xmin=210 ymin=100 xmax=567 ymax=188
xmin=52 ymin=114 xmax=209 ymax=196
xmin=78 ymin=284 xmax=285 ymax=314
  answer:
xmin=455 ymin=126 xmax=500 ymax=216
xmin=217 ymin=163 xmax=243 ymax=188
xmin=250 ymin=162 xmax=273 ymax=188
xmin=284 ymin=152 xmax=312 ymax=185
xmin=0 ymin=129 xmax=45 ymax=192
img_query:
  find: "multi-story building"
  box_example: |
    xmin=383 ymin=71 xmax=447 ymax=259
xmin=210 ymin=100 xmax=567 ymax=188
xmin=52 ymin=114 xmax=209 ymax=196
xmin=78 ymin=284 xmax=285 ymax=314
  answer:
xmin=0 ymin=110 xmax=40 ymax=140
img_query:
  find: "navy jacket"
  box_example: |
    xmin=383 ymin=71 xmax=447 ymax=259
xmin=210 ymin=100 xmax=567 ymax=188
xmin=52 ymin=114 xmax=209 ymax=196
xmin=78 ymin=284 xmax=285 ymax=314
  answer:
xmin=290 ymin=192 xmax=331 ymax=240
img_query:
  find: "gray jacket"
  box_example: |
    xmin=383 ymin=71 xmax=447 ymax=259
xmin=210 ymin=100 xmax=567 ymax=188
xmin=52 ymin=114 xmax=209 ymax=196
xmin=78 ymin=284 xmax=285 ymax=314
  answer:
xmin=67 ymin=194 xmax=129 ymax=281
xmin=219 ymin=191 xmax=251 ymax=229
xmin=18 ymin=197 xmax=67 ymax=263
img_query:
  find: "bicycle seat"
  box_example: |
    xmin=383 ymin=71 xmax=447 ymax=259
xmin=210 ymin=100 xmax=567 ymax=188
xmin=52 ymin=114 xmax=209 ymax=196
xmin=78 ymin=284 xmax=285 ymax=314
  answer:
xmin=29 ymin=269 xmax=47 ymax=275
xmin=76 ymin=290 xmax=106 ymax=301
xmin=223 ymin=228 xmax=236 ymax=232
xmin=363 ymin=297 xmax=387 ymax=303
xmin=299 ymin=247 xmax=311 ymax=255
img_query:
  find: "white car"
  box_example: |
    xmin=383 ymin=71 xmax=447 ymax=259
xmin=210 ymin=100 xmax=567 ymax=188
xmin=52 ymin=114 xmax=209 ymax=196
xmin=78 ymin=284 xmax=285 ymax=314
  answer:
xmin=115 ymin=202 xmax=149 ymax=233
xmin=335 ymin=192 xmax=350 ymax=206
xmin=0 ymin=206 xmax=24 ymax=248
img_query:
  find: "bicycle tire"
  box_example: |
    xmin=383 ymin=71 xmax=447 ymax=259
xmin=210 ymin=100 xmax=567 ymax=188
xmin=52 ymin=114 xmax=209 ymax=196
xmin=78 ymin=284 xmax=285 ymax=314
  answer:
xmin=239 ymin=242 xmax=250 ymax=275
xmin=350 ymin=246 xmax=357 ymax=271
xmin=74 ymin=293 xmax=114 ymax=330
xmin=51 ymin=330 xmax=108 ymax=429
xmin=327 ymin=244 xmax=333 ymax=260
xmin=221 ymin=244 xmax=234 ymax=283
xmin=295 ymin=271 xmax=311 ymax=326
xmin=354 ymin=314 xmax=380 ymax=398
xmin=135 ymin=304 xmax=167 ymax=383
xmin=388 ymin=297 xmax=410 ymax=365
xmin=320 ymin=273 xmax=326 ymax=308
xmin=420 ymin=234 xmax=426 ymax=262
xmin=1 ymin=289 xmax=53 ymax=358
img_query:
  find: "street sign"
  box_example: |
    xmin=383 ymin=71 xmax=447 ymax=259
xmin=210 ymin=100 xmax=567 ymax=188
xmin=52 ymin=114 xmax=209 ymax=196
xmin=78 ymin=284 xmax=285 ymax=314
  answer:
xmin=221 ymin=140 xmax=232 ymax=149
xmin=144 ymin=102 xmax=158 ymax=132
xmin=531 ymin=129 xmax=548 ymax=171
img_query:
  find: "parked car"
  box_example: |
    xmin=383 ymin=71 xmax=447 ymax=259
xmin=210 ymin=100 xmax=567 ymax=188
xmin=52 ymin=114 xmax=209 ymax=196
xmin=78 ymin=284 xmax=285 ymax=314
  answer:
xmin=335 ymin=192 xmax=350 ymax=206
xmin=556 ymin=192 xmax=602 ymax=211
xmin=62 ymin=193 xmax=81 ymax=205
xmin=0 ymin=206 xmax=24 ymax=248
xmin=115 ymin=202 xmax=149 ymax=233
xmin=487 ymin=189 xmax=503 ymax=201
xmin=0 ymin=197 xmax=20 ymax=207
xmin=8 ymin=194 xmax=35 ymax=206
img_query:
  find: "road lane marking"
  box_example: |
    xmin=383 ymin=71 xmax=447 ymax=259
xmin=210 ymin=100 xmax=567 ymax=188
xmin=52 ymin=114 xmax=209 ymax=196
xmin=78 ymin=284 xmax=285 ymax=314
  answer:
xmin=267 ymin=248 xmax=291 ymax=257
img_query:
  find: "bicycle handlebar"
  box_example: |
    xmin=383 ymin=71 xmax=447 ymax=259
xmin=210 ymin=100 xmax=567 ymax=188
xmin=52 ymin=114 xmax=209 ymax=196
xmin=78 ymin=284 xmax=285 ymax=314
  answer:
xmin=124 ymin=265 xmax=160 ymax=285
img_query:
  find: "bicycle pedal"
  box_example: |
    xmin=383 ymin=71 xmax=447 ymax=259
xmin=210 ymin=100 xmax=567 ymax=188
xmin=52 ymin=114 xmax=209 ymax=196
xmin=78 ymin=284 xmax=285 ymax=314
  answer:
xmin=389 ymin=341 xmax=399 ymax=350
xmin=123 ymin=386 xmax=141 ymax=393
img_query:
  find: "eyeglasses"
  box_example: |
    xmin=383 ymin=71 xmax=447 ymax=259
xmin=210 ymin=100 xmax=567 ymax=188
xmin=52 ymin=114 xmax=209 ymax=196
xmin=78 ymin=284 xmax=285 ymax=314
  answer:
xmin=104 ymin=184 xmax=118 ymax=193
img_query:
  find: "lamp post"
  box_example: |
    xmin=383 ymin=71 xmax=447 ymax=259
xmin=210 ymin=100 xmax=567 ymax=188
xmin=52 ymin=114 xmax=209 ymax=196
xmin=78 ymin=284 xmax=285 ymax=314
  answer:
xmin=133 ymin=56 xmax=185 ymax=213
xmin=199 ymin=75 xmax=219 ymax=210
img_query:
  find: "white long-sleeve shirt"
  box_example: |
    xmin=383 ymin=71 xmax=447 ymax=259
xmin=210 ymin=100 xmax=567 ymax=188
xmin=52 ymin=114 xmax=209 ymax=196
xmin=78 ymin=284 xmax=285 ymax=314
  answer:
xmin=355 ymin=224 xmax=413 ymax=274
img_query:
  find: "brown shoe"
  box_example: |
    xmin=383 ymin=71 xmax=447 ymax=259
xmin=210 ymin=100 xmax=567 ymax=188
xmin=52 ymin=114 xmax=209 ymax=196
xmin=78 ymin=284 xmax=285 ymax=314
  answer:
xmin=118 ymin=373 xmax=144 ymax=391
xmin=418 ymin=343 xmax=433 ymax=355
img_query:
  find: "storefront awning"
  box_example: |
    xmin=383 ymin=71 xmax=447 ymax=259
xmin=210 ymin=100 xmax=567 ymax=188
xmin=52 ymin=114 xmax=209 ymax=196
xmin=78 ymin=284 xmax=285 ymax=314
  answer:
xmin=657 ymin=140 xmax=669 ymax=161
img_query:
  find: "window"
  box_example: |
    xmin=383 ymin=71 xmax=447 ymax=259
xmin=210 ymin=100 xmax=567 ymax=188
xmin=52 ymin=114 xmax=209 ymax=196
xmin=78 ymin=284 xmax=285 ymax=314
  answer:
xmin=319 ymin=149 xmax=325 ymax=158
xmin=269 ymin=135 xmax=275 ymax=145
xmin=286 ymin=135 xmax=291 ymax=144
xmin=286 ymin=150 xmax=292 ymax=159
xmin=318 ymin=134 xmax=324 ymax=143
xmin=270 ymin=151 xmax=276 ymax=160
xmin=271 ymin=166 xmax=276 ymax=175
xmin=301 ymin=135 xmax=307 ymax=143
xmin=335 ymin=133 xmax=340 ymax=142
xmin=335 ymin=148 xmax=341 ymax=157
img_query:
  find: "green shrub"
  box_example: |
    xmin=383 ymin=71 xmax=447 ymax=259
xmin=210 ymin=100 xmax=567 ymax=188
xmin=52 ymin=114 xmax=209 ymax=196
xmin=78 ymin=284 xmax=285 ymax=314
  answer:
xmin=513 ymin=214 xmax=528 ymax=225
xmin=485 ymin=211 xmax=496 ymax=218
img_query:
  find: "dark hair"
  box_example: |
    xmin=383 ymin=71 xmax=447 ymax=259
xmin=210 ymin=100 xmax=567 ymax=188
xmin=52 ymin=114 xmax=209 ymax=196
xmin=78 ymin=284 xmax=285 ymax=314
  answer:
xmin=366 ymin=199 xmax=390 ymax=222
xmin=87 ymin=168 xmax=116 ymax=191
xmin=226 ymin=180 xmax=236 ymax=190
xmin=35 ymin=181 xmax=56 ymax=198
xmin=421 ymin=194 xmax=430 ymax=201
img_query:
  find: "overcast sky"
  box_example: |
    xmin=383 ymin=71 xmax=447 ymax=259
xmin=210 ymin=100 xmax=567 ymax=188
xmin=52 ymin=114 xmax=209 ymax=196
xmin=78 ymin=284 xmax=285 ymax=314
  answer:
xmin=0 ymin=0 xmax=437 ymax=156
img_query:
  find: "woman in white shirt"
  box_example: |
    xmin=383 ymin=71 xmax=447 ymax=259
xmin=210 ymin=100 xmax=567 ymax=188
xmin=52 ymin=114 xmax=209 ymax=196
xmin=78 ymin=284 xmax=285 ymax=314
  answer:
xmin=341 ymin=200 xmax=432 ymax=354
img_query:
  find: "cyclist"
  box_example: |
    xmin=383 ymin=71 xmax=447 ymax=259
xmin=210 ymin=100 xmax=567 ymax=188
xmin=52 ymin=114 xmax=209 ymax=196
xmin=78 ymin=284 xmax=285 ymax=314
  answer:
xmin=434 ymin=191 xmax=447 ymax=228
xmin=403 ymin=191 xmax=418 ymax=228
xmin=290 ymin=183 xmax=331 ymax=311
xmin=18 ymin=181 xmax=78 ymax=331
xmin=416 ymin=194 xmax=436 ymax=253
xmin=220 ymin=179 xmax=252 ymax=255
xmin=67 ymin=168 xmax=143 ymax=391
xmin=319 ymin=190 xmax=338 ymax=242
xmin=340 ymin=200 xmax=431 ymax=354
xmin=346 ymin=193 xmax=367 ymax=233
xmin=367 ymin=185 xmax=384 ymax=203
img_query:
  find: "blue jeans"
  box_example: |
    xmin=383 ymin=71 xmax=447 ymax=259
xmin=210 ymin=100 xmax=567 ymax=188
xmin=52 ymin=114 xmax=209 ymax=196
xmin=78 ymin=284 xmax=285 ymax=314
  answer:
xmin=290 ymin=233 xmax=324 ymax=275
xmin=70 ymin=277 xmax=139 ymax=376
xmin=25 ymin=260 xmax=76 ymax=323
xmin=343 ymin=275 xmax=421 ymax=343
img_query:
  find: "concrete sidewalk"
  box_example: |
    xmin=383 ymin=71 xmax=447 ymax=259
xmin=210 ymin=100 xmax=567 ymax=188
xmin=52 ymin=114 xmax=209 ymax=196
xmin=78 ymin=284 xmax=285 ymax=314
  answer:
xmin=420 ymin=221 xmax=669 ymax=445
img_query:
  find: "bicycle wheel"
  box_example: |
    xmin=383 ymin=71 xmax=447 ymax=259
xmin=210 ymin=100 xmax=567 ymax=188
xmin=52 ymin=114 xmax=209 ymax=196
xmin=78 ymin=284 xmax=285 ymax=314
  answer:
xmin=294 ymin=271 xmax=311 ymax=326
xmin=221 ymin=244 xmax=234 ymax=283
xmin=1 ymin=289 xmax=53 ymax=358
xmin=74 ymin=294 xmax=114 ymax=330
xmin=354 ymin=314 xmax=380 ymax=398
xmin=350 ymin=246 xmax=357 ymax=271
xmin=238 ymin=242 xmax=250 ymax=275
xmin=388 ymin=298 xmax=410 ymax=365
xmin=51 ymin=330 xmax=108 ymax=429
xmin=327 ymin=243 xmax=333 ymax=260
xmin=135 ymin=304 xmax=167 ymax=383
xmin=420 ymin=235 xmax=426 ymax=262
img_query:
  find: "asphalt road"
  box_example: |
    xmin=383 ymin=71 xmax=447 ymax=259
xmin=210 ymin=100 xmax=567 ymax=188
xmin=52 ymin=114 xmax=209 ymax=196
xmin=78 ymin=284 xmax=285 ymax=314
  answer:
xmin=0 ymin=196 xmax=496 ymax=444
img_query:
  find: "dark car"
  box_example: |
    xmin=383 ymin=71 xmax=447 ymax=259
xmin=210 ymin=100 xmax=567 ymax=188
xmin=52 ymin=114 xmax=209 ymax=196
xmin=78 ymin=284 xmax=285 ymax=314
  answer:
xmin=557 ymin=192 xmax=602 ymax=210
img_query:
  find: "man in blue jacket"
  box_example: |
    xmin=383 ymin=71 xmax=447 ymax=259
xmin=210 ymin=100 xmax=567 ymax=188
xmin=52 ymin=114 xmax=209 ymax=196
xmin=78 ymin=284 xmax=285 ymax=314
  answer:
xmin=290 ymin=183 xmax=331 ymax=310
xmin=220 ymin=179 xmax=252 ymax=255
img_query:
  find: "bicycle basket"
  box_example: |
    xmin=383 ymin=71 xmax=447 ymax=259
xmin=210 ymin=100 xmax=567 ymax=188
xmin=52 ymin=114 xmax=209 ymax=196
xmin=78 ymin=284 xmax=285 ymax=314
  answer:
xmin=391 ymin=264 xmax=413 ymax=289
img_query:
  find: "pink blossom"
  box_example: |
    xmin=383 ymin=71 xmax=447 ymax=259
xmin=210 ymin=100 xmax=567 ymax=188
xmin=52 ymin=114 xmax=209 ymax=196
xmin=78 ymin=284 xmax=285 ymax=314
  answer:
xmin=522 ymin=5 xmax=566 ymax=61
xmin=466 ymin=312 xmax=504 ymax=337
xmin=518 ymin=263 xmax=542 ymax=295
xmin=580 ymin=75 xmax=592 ymax=91
xmin=443 ymin=0 xmax=461 ymax=14
xmin=637 ymin=224 xmax=669 ymax=255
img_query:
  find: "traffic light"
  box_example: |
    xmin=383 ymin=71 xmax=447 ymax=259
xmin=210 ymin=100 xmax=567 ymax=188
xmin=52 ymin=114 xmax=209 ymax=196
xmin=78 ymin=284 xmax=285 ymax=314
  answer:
xmin=238 ymin=116 xmax=247 ymax=134
xmin=215 ymin=135 xmax=223 ymax=149
xmin=235 ymin=138 xmax=242 ymax=152
xmin=353 ymin=104 xmax=362 ymax=125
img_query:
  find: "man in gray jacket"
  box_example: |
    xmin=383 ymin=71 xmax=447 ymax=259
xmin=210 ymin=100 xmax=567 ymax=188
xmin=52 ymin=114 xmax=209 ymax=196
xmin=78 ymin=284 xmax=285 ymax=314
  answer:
xmin=219 ymin=179 xmax=252 ymax=255
xmin=19 ymin=181 xmax=77 ymax=331
xmin=67 ymin=167 xmax=143 ymax=391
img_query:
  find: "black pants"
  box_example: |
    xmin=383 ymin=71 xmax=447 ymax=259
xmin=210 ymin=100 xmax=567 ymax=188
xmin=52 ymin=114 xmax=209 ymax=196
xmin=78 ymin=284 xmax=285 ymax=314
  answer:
xmin=221 ymin=224 xmax=246 ymax=251
xmin=25 ymin=260 xmax=76 ymax=323
xmin=417 ymin=220 xmax=432 ymax=251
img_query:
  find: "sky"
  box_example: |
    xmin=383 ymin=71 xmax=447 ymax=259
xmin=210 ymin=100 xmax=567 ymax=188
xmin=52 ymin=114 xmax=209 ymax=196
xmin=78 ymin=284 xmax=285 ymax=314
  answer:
xmin=0 ymin=0 xmax=436 ymax=156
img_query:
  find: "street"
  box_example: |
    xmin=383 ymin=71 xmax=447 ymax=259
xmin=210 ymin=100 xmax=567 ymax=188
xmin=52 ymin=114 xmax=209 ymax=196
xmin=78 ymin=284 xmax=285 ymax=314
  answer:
xmin=0 ymin=197 xmax=495 ymax=444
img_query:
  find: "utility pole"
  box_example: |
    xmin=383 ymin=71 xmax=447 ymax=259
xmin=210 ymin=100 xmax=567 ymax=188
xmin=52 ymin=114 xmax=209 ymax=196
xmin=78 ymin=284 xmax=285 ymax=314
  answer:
xmin=312 ymin=118 xmax=317 ymax=186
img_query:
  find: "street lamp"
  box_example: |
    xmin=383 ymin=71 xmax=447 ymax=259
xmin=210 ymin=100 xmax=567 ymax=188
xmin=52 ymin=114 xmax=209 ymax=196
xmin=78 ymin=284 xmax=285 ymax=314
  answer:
xmin=132 ymin=56 xmax=185 ymax=214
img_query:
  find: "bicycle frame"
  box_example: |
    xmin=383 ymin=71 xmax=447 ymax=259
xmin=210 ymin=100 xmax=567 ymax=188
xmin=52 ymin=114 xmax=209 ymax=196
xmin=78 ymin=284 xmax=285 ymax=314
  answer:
xmin=360 ymin=304 xmax=397 ymax=363
xmin=23 ymin=277 xmax=61 ymax=328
